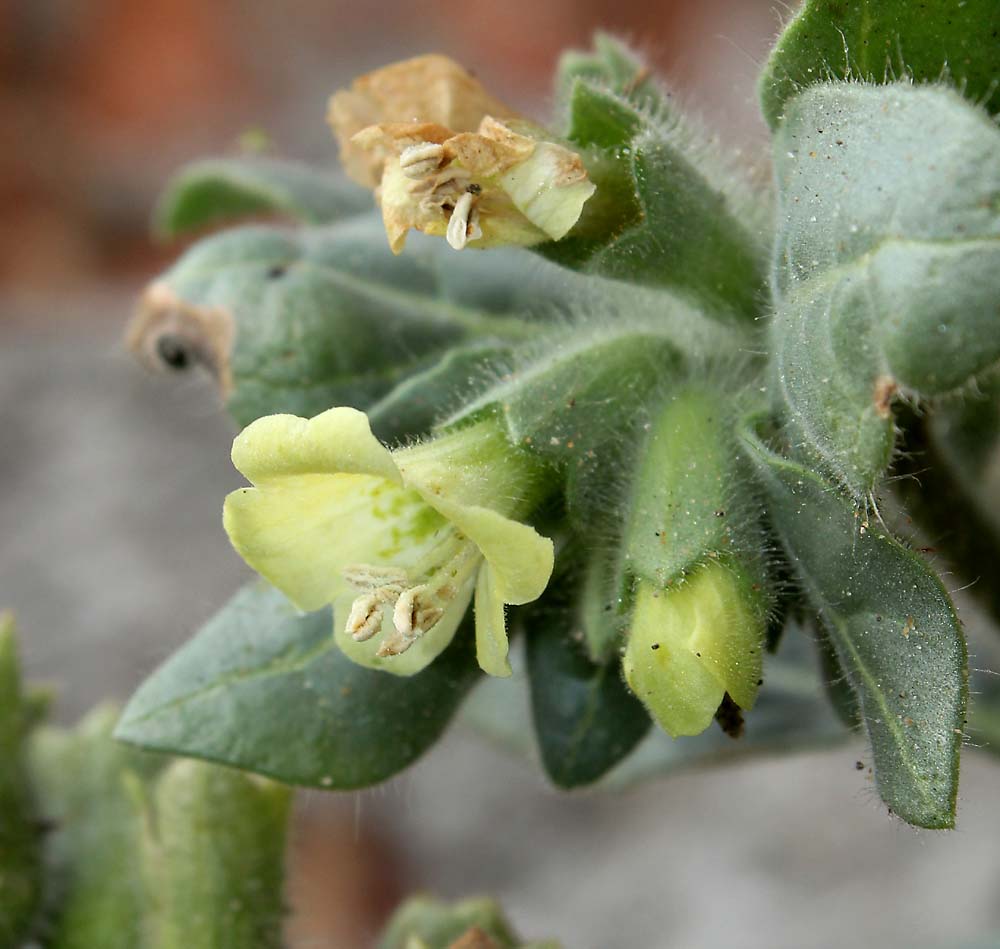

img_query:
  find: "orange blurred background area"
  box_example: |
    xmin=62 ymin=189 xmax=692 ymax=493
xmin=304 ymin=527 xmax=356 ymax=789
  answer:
xmin=0 ymin=0 xmax=778 ymax=308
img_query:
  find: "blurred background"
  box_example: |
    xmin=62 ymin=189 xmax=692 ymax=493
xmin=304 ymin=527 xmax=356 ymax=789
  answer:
xmin=3 ymin=2 xmax=1000 ymax=947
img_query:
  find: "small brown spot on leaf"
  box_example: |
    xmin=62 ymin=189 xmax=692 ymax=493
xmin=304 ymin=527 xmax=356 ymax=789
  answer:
xmin=126 ymin=280 xmax=235 ymax=395
xmin=873 ymin=374 xmax=898 ymax=419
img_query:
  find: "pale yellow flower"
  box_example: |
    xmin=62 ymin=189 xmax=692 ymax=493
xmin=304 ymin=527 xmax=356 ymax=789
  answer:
xmin=223 ymin=408 xmax=554 ymax=676
xmin=622 ymin=562 xmax=765 ymax=737
xmin=329 ymin=55 xmax=595 ymax=253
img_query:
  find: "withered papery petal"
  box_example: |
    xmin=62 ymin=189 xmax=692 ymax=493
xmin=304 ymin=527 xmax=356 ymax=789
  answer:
xmin=328 ymin=55 xmax=519 ymax=187
xmin=443 ymin=117 xmax=537 ymax=179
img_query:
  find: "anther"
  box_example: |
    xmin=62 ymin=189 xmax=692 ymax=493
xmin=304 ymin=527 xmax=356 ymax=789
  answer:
xmin=399 ymin=142 xmax=445 ymax=179
xmin=446 ymin=191 xmax=477 ymax=250
xmin=345 ymin=595 xmax=383 ymax=642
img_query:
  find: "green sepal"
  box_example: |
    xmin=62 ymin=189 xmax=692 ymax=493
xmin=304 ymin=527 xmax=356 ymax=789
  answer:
xmin=377 ymin=894 xmax=558 ymax=949
xmin=557 ymin=32 xmax=664 ymax=114
xmin=523 ymin=561 xmax=650 ymax=788
xmin=542 ymin=81 xmax=767 ymax=318
xmin=623 ymin=384 xmax=768 ymax=590
xmin=578 ymin=545 xmax=630 ymax=663
xmin=115 ymin=582 xmax=481 ymax=789
xmin=770 ymin=82 xmax=1000 ymax=497
xmin=142 ymin=760 xmax=291 ymax=949
xmin=741 ymin=422 xmax=968 ymax=829
xmin=759 ymin=0 xmax=1000 ymax=129
xmin=29 ymin=705 xmax=162 ymax=949
xmin=0 ymin=614 xmax=44 ymax=947
xmin=153 ymin=156 xmax=370 ymax=237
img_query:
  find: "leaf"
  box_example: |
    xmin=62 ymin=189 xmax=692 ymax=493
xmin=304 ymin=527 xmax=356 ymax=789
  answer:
xmin=128 ymin=216 xmax=568 ymax=428
xmin=770 ymin=82 xmax=1000 ymax=496
xmin=366 ymin=341 xmax=513 ymax=444
xmin=0 ymin=614 xmax=43 ymax=947
xmin=759 ymin=0 xmax=1000 ymax=129
xmin=115 ymin=582 xmax=481 ymax=789
xmin=523 ymin=573 xmax=650 ymax=788
xmin=741 ymin=424 xmax=968 ymax=828
xmin=541 ymin=81 xmax=768 ymax=318
xmin=153 ymin=156 xmax=370 ymax=237
xmin=144 ymin=760 xmax=291 ymax=949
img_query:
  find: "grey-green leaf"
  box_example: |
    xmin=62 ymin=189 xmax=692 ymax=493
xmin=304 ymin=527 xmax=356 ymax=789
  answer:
xmin=524 ymin=579 xmax=650 ymax=788
xmin=115 ymin=582 xmax=481 ymax=789
xmin=759 ymin=0 xmax=1000 ymax=129
xmin=542 ymin=81 xmax=768 ymax=318
xmin=129 ymin=216 xmax=568 ymax=428
xmin=770 ymin=82 xmax=1000 ymax=496
xmin=741 ymin=425 xmax=967 ymax=829
xmin=154 ymin=156 xmax=370 ymax=237
xmin=366 ymin=341 xmax=512 ymax=444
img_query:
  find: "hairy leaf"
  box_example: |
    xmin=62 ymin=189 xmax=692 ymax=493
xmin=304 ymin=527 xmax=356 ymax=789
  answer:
xmin=770 ymin=82 xmax=1000 ymax=496
xmin=115 ymin=583 xmax=480 ymax=789
xmin=541 ymin=80 xmax=768 ymax=318
xmin=741 ymin=425 xmax=967 ymax=828
xmin=760 ymin=0 xmax=1000 ymax=128
xmin=524 ymin=576 xmax=650 ymax=788
xmin=154 ymin=156 xmax=370 ymax=237
xmin=129 ymin=216 xmax=570 ymax=428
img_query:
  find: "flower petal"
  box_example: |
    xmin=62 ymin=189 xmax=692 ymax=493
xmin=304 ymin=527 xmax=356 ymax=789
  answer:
xmin=328 ymin=55 xmax=519 ymax=188
xmin=332 ymin=577 xmax=474 ymax=676
xmin=474 ymin=567 xmax=512 ymax=677
xmin=224 ymin=473 xmax=448 ymax=612
xmin=622 ymin=581 xmax=725 ymax=738
xmin=430 ymin=499 xmax=554 ymax=604
xmin=231 ymin=408 xmax=402 ymax=486
xmin=499 ymin=142 xmax=596 ymax=240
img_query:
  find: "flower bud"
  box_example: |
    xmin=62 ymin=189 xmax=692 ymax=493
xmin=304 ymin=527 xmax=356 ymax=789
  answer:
xmin=622 ymin=562 xmax=765 ymax=737
xmin=619 ymin=386 xmax=770 ymax=736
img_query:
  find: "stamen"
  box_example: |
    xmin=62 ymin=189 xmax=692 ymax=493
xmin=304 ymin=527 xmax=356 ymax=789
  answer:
xmin=345 ymin=594 xmax=383 ymax=642
xmin=399 ymin=142 xmax=445 ymax=179
xmin=343 ymin=564 xmax=408 ymax=593
xmin=446 ymin=191 xmax=476 ymax=250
